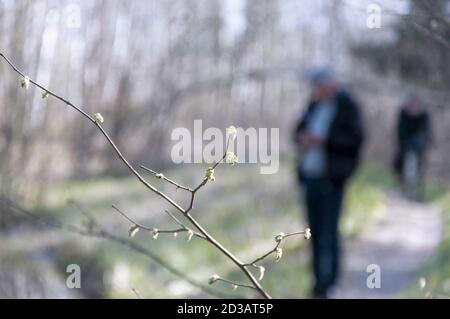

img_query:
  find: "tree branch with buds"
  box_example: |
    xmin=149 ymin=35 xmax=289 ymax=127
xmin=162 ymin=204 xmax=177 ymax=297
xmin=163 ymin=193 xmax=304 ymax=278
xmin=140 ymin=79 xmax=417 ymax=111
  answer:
xmin=112 ymin=205 xmax=206 ymax=240
xmin=244 ymin=229 xmax=312 ymax=267
xmin=0 ymin=196 xmax=230 ymax=299
xmin=0 ymin=52 xmax=311 ymax=299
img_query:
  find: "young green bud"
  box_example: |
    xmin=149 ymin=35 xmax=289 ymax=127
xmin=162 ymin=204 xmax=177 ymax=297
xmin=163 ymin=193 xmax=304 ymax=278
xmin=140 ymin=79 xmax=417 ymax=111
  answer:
xmin=94 ymin=112 xmax=104 ymax=124
xmin=418 ymin=277 xmax=426 ymax=290
xmin=42 ymin=91 xmax=50 ymax=99
xmin=208 ymin=274 xmax=220 ymax=285
xmin=274 ymin=232 xmax=285 ymax=243
xmin=128 ymin=225 xmax=139 ymax=238
xmin=205 ymin=167 xmax=215 ymax=181
xmin=226 ymin=152 xmax=238 ymax=166
xmin=20 ymin=76 xmax=30 ymax=89
xmin=186 ymin=229 xmax=194 ymax=242
xmin=275 ymin=248 xmax=283 ymax=262
xmin=258 ymin=266 xmax=265 ymax=281
xmin=304 ymin=228 xmax=312 ymax=240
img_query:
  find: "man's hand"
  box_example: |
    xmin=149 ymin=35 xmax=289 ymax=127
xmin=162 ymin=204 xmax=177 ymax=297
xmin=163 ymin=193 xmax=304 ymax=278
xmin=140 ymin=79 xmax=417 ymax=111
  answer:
xmin=297 ymin=131 xmax=324 ymax=148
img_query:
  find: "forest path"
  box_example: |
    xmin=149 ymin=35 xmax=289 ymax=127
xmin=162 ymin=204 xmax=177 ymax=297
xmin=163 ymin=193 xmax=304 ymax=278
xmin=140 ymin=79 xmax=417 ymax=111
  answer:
xmin=334 ymin=190 xmax=442 ymax=298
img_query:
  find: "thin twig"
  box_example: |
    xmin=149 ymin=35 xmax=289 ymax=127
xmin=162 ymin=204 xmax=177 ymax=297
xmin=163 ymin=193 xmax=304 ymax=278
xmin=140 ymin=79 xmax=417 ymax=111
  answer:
xmin=0 ymin=52 xmax=95 ymax=121
xmin=112 ymin=205 xmax=205 ymax=239
xmin=164 ymin=210 xmax=186 ymax=228
xmin=244 ymin=230 xmax=309 ymax=266
xmin=0 ymin=51 xmax=186 ymax=214
xmin=245 ymin=242 xmax=282 ymax=267
xmin=187 ymin=136 xmax=231 ymax=211
xmin=0 ymin=196 xmax=231 ymax=299
xmin=131 ymin=288 xmax=143 ymax=299
xmin=68 ymin=200 xmax=101 ymax=230
xmin=0 ymin=53 xmax=271 ymax=299
xmin=216 ymin=278 xmax=257 ymax=291
xmin=140 ymin=165 xmax=192 ymax=192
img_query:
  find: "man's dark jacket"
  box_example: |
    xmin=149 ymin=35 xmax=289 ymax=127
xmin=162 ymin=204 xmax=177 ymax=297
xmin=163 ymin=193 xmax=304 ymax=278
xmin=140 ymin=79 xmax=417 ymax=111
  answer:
xmin=294 ymin=91 xmax=365 ymax=185
xmin=397 ymin=108 xmax=431 ymax=151
xmin=393 ymin=107 xmax=431 ymax=174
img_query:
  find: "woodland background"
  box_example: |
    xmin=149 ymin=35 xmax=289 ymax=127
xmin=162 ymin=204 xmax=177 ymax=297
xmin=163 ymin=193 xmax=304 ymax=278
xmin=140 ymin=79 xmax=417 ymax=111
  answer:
xmin=1 ymin=0 xmax=450 ymax=299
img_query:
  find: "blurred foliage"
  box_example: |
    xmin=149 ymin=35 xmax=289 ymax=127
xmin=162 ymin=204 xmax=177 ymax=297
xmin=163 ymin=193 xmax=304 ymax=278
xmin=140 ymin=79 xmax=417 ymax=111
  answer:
xmin=2 ymin=161 xmax=386 ymax=298
xmin=404 ymin=181 xmax=450 ymax=298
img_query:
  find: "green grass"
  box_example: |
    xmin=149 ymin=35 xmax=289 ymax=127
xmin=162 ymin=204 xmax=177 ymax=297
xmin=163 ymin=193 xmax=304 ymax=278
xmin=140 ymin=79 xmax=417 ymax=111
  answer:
xmin=403 ymin=183 xmax=450 ymax=298
xmin=21 ymin=161 xmax=391 ymax=298
xmin=342 ymin=163 xmax=395 ymax=236
xmin=393 ymin=173 xmax=450 ymax=299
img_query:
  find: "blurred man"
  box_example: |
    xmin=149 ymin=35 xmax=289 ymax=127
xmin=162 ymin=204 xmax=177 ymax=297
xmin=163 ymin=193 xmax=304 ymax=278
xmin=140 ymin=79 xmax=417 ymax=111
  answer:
xmin=393 ymin=94 xmax=432 ymax=199
xmin=294 ymin=68 xmax=364 ymax=298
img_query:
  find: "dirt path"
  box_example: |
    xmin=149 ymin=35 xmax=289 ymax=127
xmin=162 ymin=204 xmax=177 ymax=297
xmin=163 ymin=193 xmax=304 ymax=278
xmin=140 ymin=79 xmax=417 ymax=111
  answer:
xmin=334 ymin=191 xmax=443 ymax=298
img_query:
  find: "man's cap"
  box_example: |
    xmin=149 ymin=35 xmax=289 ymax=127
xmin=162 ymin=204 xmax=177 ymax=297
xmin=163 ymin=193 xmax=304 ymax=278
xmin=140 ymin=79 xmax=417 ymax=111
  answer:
xmin=307 ymin=66 xmax=335 ymax=85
